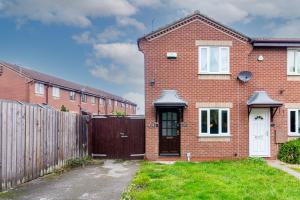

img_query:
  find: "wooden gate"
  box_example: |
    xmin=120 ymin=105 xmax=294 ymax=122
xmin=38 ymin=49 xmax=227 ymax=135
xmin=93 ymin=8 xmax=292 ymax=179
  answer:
xmin=90 ymin=116 xmax=145 ymax=159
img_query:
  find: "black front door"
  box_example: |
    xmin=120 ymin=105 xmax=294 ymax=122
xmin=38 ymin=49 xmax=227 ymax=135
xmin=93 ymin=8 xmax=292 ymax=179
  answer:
xmin=159 ymin=109 xmax=180 ymax=156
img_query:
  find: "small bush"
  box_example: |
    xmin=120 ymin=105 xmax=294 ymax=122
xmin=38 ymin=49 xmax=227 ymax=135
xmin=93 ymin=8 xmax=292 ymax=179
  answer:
xmin=278 ymin=139 xmax=300 ymax=164
xmin=60 ymin=105 xmax=69 ymax=112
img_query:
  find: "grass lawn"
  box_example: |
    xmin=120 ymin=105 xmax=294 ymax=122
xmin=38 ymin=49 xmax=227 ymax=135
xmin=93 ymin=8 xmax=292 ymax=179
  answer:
xmin=290 ymin=167 xmax=300 ymax=173
xmin=122 ymin=159 xmax=300 ymax=200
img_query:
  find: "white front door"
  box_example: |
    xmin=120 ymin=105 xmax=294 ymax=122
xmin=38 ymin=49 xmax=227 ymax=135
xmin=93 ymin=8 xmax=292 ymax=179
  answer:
xmin=249 ymin=108 xmax=270 ymax=157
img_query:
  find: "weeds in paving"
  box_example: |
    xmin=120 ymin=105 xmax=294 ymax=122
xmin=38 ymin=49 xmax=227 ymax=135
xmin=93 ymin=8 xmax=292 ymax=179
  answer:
xmin=53 ymin=156 xmax=103 ymax=175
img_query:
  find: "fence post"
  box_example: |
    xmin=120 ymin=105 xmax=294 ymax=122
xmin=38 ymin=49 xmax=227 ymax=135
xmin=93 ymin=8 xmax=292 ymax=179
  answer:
xmin=87 ymin=116 xmax=93 ymax=156
xmin=0 ymin=101 xmax=2 ymax=192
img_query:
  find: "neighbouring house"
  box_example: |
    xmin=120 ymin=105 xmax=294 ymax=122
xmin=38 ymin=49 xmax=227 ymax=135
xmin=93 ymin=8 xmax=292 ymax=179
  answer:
xmin=0 ymin=61 xmax=136 ymax=115
xmin=138 ymin=11 xmax=300 ymax=161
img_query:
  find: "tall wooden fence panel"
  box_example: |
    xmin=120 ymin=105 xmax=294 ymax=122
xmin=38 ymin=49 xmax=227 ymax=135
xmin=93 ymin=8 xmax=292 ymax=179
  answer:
xmin=0 ymin=100 xmax=89 ymax=191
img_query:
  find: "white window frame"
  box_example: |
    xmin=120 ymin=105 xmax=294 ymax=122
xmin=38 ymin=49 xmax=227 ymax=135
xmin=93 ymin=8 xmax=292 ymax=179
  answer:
xmin=288 ymin=109 xmax=300 ymax=136
xmin=81 ymin=94 xmax=87 ymax=103
xmin=99 ymin=98 xmax=104 ymax=105
xmin=91 ymin=96 xmax=95 ymax=104
xmin=35 ymin=83 xmax=44 ymax=95
xmin=198 ymin=46 xmax=230 ymax=74
xmin=69 ymin=91 xmax=76 ymax=101
xmin=108 ymin=99 xmax=112 ymax=106
xmin=287 ymin=48 xmax=300 ymax=75
xmin=52 ymin=87 xmax=60 ymax=98
xmin=198 ymin=108 xmax=230 ymax=136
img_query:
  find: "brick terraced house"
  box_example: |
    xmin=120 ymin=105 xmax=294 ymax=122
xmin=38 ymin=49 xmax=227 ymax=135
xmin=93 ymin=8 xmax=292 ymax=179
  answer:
xmin=0 ymin=61 xmax=136 ymax=115
xmin=138 ymin=11 xmax=300 ymax=161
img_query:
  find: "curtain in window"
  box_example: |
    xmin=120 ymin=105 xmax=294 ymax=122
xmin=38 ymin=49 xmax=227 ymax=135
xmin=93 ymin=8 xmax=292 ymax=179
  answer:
xmin=210 ymin=47 xmax=219 ymax=72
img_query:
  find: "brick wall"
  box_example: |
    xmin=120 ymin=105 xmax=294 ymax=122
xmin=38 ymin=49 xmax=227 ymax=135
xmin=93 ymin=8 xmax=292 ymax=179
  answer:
xmin=0 ymin=67 xmax=30 ymax=102
xmin=0 ymin=66 xmax=137 ymax=115
xmin=140 ymin=19 xmax=298 ymax=161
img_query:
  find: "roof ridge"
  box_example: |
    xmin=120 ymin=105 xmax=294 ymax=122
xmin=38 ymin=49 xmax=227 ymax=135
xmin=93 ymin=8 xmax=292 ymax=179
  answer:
xmin=0 ymin=61 xmax=136 ymax=105
xmin=138 ymin=10 xmax=250 ymax=46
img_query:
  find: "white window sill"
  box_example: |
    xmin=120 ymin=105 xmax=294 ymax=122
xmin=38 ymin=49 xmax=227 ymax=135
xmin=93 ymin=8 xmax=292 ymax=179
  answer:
xmin=35 ymin=93 xmax=44 ymax=96
xmin=287 ymin=74 xmax=300 ymax=76
xmin=288 ymin=133 xmax=300 ymax=137
xmin=198 ymin=134 xmax=231 ymax=138
xmin=198 ymin=73 xmax=231 ymax=75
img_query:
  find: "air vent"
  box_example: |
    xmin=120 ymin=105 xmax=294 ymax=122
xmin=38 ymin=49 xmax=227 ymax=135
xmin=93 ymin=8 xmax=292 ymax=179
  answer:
xmin=0 ymin=66 xmax=3 ymax=76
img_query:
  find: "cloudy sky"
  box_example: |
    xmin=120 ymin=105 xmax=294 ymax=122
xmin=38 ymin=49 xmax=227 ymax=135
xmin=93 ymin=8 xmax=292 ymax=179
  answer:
xmin=1 ymin=0 xmax=300 ymax=114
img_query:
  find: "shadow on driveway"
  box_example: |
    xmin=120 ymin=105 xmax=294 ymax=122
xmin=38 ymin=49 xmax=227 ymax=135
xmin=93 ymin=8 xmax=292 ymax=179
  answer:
xmin=0 ymin=160 xmax=139 ymax=200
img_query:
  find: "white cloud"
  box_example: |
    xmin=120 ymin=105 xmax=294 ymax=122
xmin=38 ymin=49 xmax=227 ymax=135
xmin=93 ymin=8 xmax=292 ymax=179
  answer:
xmin=130 ymin=0 xmax=161 ymax=7
xmin=0 ymin=0 xmax=137 ymax=27
xmin=123 ymin=92 xmax=145 ymax=114
xmin=116 ymin=17 xmax=146 ymax=30
xmin=272 ymin=20 xmax=300 ymax=38
xmin=165 ymin=0 xmax=300 ymax=24
xmin=72 ymin=31 xmax=95 ymax=44
xmin=91 ymin=43 xmax=144 ymax=85
xmin=97 ymin=27 xmax=124 ymax=42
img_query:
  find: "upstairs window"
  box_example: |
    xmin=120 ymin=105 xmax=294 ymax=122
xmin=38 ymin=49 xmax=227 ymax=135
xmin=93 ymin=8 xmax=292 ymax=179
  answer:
xmin=199 ymin=108 xmax=230 ymax=136
xmin=35 ymin=83 xmax=44 ymax=95
xmin=99 ymin=98 xmax=104 ymax=105
xmin=108 ymin=99 xmax=112 ymax=106
xmin=115 ymin=101 xmax=118 ymax=107
xmin=91 ymin=96 xmax=95 ymax=104
xmin=287 ymin=49 xmax=300 ymax=75
xmin=199 ymin=46 xmax=229 ymax=74
xmin=81 ymin=94 xmax=87 ymax=103
xmin=52 ymin=87 xmax=60 ymax=98
xmin=69 ymin=91 xmax=76 ymax=101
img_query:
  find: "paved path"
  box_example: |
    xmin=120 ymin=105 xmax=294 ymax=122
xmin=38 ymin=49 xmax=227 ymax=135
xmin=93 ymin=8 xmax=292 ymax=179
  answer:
xmin=0 ymin=160 xmax=139 ymax=200
xmin=267 ymin=160 xmax=300 ymax=179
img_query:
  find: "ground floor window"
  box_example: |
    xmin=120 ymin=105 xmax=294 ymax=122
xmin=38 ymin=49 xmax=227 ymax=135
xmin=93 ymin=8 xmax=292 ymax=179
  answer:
xmin=288 ymin=109 xmax=300 ymax=135
xmin=199 ymin=108 xmax=230 ymax=136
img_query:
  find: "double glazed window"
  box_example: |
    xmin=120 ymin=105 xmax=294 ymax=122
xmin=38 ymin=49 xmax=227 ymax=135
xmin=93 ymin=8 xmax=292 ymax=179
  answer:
xmin=199 ymin=108 xmax=230 ymax=136
xmin=199 ymin=46 xmax=230 ymax=74
xmin=91 ymin=96 xmax=95 ymax=104
xmin=81 ymin=94 xmax=87 ymax=103
xmin=288 ymin=109 xmax=300 ymax=135
xmin=69 ymin=91 xmax=76 ymax=101
xmin=99 ymin=98 xmax=104 ymax=105
xmin=35 ymin=83 xmax=44 ymax=95
xmin=287 ymin=49 xmax=300 ymax=75
xmin=52 ymin=87 xmax=60 ymax=98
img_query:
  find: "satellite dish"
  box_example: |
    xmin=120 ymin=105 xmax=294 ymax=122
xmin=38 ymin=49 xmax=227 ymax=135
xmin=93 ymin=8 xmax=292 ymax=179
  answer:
xmin=237 ymin=71 xmax=252 ymax=83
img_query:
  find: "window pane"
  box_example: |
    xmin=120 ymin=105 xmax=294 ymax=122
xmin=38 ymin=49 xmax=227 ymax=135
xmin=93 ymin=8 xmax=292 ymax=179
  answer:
xmin=162 ymin=129 xmax=167 ymax=136
xmin=288 ymin=50 xmax=296 ymax=73
xmin=201 ymin=110 xmax=207 ymax=133
xmin=162 ymin=112 xmax=167 ymax=120
xmin=298 ymin=110 xmax=300 ymax=133
xmin=290 ymin=111 xmax=296 ymax=132
xmin=167 ymin=112 xmax=172 ymax=120
xmin=221 ymin=48 xmax=229 ymax=72
xmin=201 ymin=48 xmax=208 ymax=72
xmin=162 ymin=121 xmax=167 ymax=128
xmin=210 ymin=109 xmax=219 ymax=134
xmin=221 ymin=110 xmax=228 ymax=133
xmin=209 ymin=47 xmax=219 ymax=72
xmin=296 ymin=51 xmax=300 ymax=73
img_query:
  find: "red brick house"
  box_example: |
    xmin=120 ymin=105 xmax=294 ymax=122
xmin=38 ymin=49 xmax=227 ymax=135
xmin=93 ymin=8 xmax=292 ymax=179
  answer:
xmin=0 ymin=61 xmax=136 ymax=115
xmin=138 ymin=11 xmax=300 ymax=161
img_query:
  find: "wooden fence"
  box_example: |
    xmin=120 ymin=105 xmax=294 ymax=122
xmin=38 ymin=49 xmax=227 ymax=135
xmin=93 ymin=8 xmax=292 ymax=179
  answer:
xmin=0 ymin=100 xmax=89 ymax=191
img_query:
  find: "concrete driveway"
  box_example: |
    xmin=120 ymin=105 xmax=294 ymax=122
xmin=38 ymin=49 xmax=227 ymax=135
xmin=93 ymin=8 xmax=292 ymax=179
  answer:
xmin=0 ymin=160 xmax=139 ymax=200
